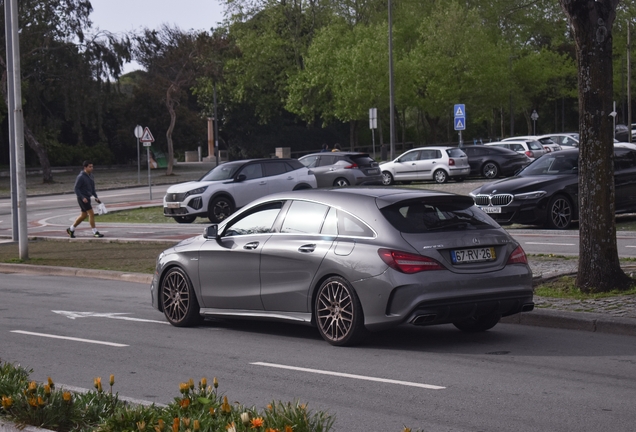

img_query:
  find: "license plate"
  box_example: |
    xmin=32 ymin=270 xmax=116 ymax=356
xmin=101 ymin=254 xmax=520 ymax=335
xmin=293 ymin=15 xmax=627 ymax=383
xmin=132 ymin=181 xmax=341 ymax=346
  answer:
xmin=166 ymin=202 xmax=180 ymax=209
xmin=367 ymin=169 xmax=380 ymax=175
xmin=480 ymin=206 xmax=501 ymax=214
xmin=451 ymin=247 xmax=496 ymax=264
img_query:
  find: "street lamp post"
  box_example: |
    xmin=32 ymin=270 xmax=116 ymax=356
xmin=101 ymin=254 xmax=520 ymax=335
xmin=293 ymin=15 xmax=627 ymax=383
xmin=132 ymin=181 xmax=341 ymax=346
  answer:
xmin=388 ymin=0 xmax=396 ymax=161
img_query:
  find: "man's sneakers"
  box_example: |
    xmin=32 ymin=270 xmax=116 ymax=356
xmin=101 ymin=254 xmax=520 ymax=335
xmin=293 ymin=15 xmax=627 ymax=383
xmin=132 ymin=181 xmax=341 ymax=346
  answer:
xmin=66 ymin=228 xmax=75 ymax=238
xmin=93 ymin=231 xmax=104 ymax=238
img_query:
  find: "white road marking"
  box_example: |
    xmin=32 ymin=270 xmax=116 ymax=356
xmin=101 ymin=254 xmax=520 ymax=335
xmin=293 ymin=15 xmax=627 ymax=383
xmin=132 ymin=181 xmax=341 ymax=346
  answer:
xmin=626 ymin=245 xmax=636 ymax=248
xmin=251 ymin=362 xmax=445 ymax=390
xmin=525 ymin=242 xmax=576 ymax=246
xmin=10 ymin=330 xmax=128 ymax=347
xmin=52 ymin=310 xmax=168 ymax=325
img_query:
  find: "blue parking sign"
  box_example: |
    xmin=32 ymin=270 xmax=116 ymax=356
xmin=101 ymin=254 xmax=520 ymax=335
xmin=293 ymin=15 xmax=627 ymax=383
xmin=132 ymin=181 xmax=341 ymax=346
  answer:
xmin=454 ymin=104 xmax=465 ymax=118
xmin=454 ymin=117 xmax=466 ymax=131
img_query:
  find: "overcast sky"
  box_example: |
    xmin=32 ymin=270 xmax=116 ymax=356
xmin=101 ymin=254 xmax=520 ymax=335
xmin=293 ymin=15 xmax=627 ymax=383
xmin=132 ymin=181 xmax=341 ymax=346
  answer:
xmin=89 ymin=0 xmax=226 ymax=73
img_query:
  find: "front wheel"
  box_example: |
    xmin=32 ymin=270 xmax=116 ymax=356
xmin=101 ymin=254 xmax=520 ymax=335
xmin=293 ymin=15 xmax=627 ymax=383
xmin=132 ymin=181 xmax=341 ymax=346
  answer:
xmin=433 ymin=169 xmax=448 ymax=184
xmin=453 ymin=312 xmax=500 ymax=332
xmin=382 ymin=171 xmax=394 ymax=186
xmin=161 ymin=267 xmax=203 ymax=327
xmin=545 ymin=195 xmax=573 ymax=229
xmin=315 ymin=276 xmax=366 ymax=346
xmin=208 ymin=196 xmax=234 ymax=223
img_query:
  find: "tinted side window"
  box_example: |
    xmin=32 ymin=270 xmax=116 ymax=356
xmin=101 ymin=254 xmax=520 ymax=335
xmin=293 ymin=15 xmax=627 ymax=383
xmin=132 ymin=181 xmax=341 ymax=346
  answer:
xmin=224 ymin=202 xmax=283 ymax=236
xmin=239 ymin=163 xmax=263 ymax=180
xmin=281 ymin=201 xmax=329 ymax=234
xmin=338 ymin=211 xmax=374 ymax=237
xmin=614 ymin=149 xmax=636 ymax=171
xmin=318 ymin=155 xmax=337 ymax=166
xmin=263 ymin=161 xmax=288 ymax=177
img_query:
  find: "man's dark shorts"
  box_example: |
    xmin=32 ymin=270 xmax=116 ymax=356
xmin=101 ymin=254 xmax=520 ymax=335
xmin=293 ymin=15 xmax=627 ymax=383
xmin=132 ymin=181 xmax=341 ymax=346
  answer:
xmin=77 ymin=196 xmax=92 ymax=212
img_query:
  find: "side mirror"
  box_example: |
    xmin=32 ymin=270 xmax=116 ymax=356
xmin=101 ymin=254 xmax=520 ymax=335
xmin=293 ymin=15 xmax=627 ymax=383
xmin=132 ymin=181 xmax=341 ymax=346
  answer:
xmin=236 ymin=174 xmax=247 ymax=182
xmin=204 ymin=224 xmax=219 ymax=239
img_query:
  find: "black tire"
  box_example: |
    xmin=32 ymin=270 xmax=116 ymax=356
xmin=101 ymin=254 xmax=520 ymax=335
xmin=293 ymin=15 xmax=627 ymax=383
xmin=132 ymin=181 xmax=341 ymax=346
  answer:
xmin=293 ymin=183 xmax=312 ymax=190
xmin=208 ymin=196 xmax=234 ymax=223
xmin=433 ymin=169 xmax=448 ymax=184
xmin=161 ymin=267 xmax=203 ymax=327
xmin=453 ymin=312 xmax=500 ymax=332
xmin=173 ymin=215 xmax=196 ymax=224
xmin=545 ymin=194 xmax=573 ymax=229
xmin=482 ymin=162 xmax=499 ymax=179
xmin=382 ymin=171 xmax=394 ymax=186
xmin=315 ymin=276 xmax=366 ymax=346
xmin=333 ymin=177 xmax=350 ymax=187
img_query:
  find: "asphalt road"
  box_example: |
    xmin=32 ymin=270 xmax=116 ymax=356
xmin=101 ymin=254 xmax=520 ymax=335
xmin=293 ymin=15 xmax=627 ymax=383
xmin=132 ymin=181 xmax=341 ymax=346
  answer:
xmin=1 ymin=273 xmax=635 ymax=432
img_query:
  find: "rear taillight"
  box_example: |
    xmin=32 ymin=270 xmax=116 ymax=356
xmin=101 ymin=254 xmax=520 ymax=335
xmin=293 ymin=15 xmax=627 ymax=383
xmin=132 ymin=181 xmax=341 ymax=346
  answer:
xmin=344 ymin=163 xmax=358 ymax=169
xmin=449 ymin=158 xmax=456 ymax=166
xmin=506 ymin=245 xmax=528 ymax=265
xmin=378 ymin=249 xmax=444 ymax=273
xmin=525 ymin=151 xmax=534 ymax=158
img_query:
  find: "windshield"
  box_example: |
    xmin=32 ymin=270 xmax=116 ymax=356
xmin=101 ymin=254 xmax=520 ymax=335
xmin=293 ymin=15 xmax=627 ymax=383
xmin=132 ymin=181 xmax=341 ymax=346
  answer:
xmin=199 ymin=162 xmax=243 ymax=181
xmin=519 ymin=152 xmax=578 ymax=176
xmin=381 ymin=198 xmax=496 ymax=233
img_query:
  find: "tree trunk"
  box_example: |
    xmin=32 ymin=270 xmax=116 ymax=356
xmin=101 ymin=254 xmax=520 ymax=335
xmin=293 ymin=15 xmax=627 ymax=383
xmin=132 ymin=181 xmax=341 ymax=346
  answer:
xmin=560 ymin=0 xmax=631 ymax=292
xmin=165 ymin=84 xmax=177 ymax=176
xmin=23 ymin=125 xmax=53 ymax=183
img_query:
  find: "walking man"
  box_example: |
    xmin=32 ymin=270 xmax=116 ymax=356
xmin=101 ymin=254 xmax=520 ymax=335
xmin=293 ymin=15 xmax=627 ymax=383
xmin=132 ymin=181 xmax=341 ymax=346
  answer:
xmin=67 ymin=160 xmax=104 ymax=238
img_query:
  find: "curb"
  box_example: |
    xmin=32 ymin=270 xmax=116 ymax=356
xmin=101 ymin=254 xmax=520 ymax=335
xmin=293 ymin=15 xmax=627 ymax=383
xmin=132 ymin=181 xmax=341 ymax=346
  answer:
xmin=1 ymin=263 xmax=634 ymax=337
xmin=0 ymin=420 xmax=47 ymax=432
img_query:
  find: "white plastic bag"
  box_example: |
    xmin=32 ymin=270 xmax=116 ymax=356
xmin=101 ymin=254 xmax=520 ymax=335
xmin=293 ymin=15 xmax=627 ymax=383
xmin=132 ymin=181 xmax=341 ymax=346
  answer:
xmin=96 ymin=202 xmax=108 ymax=215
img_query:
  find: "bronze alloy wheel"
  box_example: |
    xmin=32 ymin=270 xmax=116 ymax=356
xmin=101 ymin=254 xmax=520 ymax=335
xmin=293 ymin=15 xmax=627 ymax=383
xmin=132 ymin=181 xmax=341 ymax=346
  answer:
xmin=315 ymin=276 xmax=365 ymax=346
xmin=161 ymin=267 xmax=202 ymax=327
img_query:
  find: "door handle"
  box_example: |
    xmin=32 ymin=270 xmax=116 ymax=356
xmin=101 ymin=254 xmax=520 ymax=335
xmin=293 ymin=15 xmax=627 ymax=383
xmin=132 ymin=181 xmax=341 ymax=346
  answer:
xmin=243 ymin=242 xmax=259 ymax=250
xmin=298 ymin=244 xmax=316 ymax=253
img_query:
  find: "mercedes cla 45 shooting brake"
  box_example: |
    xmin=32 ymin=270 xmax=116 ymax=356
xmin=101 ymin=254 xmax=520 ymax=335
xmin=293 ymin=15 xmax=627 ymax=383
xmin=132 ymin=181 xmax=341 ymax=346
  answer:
xmin=151 ymin=188 xmax=534 ymax=346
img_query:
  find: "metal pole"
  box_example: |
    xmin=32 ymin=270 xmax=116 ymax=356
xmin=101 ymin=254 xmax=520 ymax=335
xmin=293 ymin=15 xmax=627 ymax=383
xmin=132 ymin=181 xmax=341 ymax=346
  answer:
xmin=137 ymin=137 xmax=140 ymax=184
xmin=388 ymin=0 xmax=396 ymax=161
xmin=5 ymin=0 xmax=28 ymax=259
xmin=214 ymin=82 xmax=219 ymax=166
xmin=147 ymin=147 xmax=152 ymax=200
xmin=628 ymin=21 xmax=632 ymax=143
xmin=4 ymin=0 xmax=18 ymax=241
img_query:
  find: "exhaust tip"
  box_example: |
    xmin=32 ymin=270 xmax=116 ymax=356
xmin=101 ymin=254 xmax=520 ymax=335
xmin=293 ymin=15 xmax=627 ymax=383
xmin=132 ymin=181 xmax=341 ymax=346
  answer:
xmin=411 ymin=314 xmax=437 ymax=325
xmin=521 ymin=303 xmax=535 ymax=312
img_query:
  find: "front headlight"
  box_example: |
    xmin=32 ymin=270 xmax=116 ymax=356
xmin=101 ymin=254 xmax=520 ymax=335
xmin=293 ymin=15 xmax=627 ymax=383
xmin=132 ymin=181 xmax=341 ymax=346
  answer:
xmin=514 ymin=191 xmax=547 ymax=200
xmin=187 ymin=186 xmax=208 ymax=196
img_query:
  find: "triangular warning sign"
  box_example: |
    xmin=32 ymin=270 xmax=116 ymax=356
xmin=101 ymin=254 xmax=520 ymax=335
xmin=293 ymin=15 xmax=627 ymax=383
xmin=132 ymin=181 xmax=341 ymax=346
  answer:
xmin=456 ymin=119 xmax=464 ymax=128
xmin=140 ymin=127 xmax=155 ymax=142
xmin=455 ymin=107 xmax=464 ymax=117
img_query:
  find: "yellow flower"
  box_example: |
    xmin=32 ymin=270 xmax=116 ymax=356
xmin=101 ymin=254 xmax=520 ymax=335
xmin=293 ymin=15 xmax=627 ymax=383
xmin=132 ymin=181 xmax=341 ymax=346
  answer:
xmin=94 ymin=377 xmax=103 ymax=392
xmin=188 ymin=378 xmax=194 ymax=390
xmin=213 ymin=377 xmax=218 ymax=389
xmin=240 ymin=412 xmax=250 ymax=425
xmin=179 ymin=382 xmax=189 ymax=394
xmin=180 ymin=398 xmax=190 ymax=409
xmin=27 ymin=381 xmax=37 ymax=393
xmin=284 ymin=426 xmax=293 ymax=432
xmin=37 ymin=396 xmax=46 ymax=406
xmin=267 ymin=404 xmax=273 ymax=411
xmin=200 ymin=378 xmax=207 ymax=388
xmin=402 ymin=428 xmax=411 ymax=432
xmin=44 ymin=384 xmax=51 ymax=396
xmin=110 ymin=374 xmax=115 ymax=386
xmin=47 ymin=377 xmax=54 ymax=389
xmin=221 ymin=396 xmax=231 ymax=414
xmin=193 ymin=420 xmax=200 ymax=431
xmin=28 ymin=397 xmax=38 ymax=408
xmin=225 ymin=422 xmax=236 ymax=432
xmin=137 ymin=421 xmax=147 ymax=431
xmin=172 ymin=417 xmax=180 ymax=432
xmin=250 ymin=417 xmax=264 ymax=429
xmin=1 ymin=396 xmax=13 ymax=409
xmin=265 ymin=429 xmax=280 ymax=432
xmin=182 ymin=418 xmax=191 ymax=428
xmin=155 ymin=419 xmax=165 ymax=432
xmin=209 ymin=407 xmax=216 ymax=416
xmin=62 ymin=392 xmax=72 ymax=403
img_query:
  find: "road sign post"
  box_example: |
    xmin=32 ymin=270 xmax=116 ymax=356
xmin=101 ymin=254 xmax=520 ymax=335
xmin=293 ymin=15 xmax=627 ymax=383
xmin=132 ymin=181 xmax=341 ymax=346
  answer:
xmin=139 ymin=127 xmax=155 ymax=200
xmin=531 ymin=110 xmax=539 ymax=135
xmin=369 ymin=108 xmax=377 ymax=159
xmin=134 ymin=125 xmax=143 ymax=184
xmin=454 ymin=104 xmax=466 ymax=147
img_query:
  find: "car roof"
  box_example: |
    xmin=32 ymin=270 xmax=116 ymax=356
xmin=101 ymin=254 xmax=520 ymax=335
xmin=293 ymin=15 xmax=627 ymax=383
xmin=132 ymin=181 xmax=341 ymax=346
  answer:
xmin=459 ymin=145 xmax=520 ymax=154
xmin=300 ymin=152 xmax=370 ymax=157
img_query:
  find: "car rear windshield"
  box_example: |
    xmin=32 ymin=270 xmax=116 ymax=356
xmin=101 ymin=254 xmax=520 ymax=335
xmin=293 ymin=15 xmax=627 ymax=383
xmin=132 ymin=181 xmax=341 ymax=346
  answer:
xmin=380 ymin=197 xmax=497 ymax=233
xmin=446 ymin=148 xmax=467 ymax=158
xmin=349 ymin=155 xmax=376 ymax=166
xmin=520 ymin=152 xmax=578 ymax=176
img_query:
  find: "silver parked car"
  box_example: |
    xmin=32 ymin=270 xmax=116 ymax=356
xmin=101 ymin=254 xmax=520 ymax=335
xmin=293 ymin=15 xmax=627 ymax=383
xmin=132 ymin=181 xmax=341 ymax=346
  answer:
xmin=380 ymin=146 xmax=470 ymax=185
xmin=163 ymin=158 xmax=316 ymax=224
xmin=151 ymin=188 xmax=534 ymax=346
xmin=298 ymin=152 xmax=383 ymax=187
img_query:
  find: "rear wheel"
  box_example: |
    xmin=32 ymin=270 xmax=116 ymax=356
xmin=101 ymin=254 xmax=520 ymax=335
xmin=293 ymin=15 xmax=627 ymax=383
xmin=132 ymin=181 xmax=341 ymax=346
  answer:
xmin=545 ymin=194 xmax=573 ymax=229
xmin=333 ymin=177 xmax=350 ymax=187
xmin=173 ymin=215 xmax=196 ymax=224
xmin=315 ymin=276 xmax=366 ymax=346
xmin=208 ymin=196 xmax=234 ymax=223
xmin=453 ymin=312 xmax=500 ymax=332
xmin=433 ymin=169 xmax=448 ymax=184
xmin=482 ymin=162 xmax=499 ymax=179
xmin=381 ymin=171 xmax=394 ymax=186
xmin=161 ymin=267 xmax=203 ymax=327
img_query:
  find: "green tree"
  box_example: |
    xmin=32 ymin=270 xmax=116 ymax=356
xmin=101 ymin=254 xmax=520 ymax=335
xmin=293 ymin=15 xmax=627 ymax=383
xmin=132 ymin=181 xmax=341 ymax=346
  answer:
xmin=559 ymin=0 xmax=632 ymax=293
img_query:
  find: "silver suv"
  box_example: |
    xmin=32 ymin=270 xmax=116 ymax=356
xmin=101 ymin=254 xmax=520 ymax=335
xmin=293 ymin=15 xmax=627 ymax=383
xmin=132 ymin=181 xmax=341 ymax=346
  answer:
xmin=163 ymin=159 xmax=317 ymax=223
xmin=380 ymin=146 xmax=470 ymax=184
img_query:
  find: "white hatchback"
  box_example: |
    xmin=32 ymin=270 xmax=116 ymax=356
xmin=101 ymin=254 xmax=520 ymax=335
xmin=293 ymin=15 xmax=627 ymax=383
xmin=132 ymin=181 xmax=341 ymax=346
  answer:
xmin=486 ymin=140 xmax=546 ymax=160
xmin=380 ymin=146 xmax=470 ymax=184
xmin=163 ymin=158 xmax=317 ymax=223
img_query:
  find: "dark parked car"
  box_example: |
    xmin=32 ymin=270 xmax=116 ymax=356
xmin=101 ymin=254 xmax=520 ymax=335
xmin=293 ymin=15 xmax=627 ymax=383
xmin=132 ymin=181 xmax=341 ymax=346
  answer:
xmin=152 ymin=188 xmax=534 ymax=346
xmin=298 ymin=152 xmax=383 ymax=187
xmin=459 ymin=145 xmax=531 ymax=179
xmin=470 ymin=147 xmax=636 ymax=229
